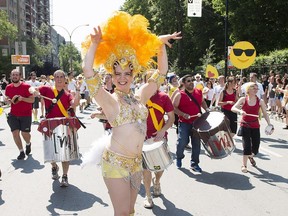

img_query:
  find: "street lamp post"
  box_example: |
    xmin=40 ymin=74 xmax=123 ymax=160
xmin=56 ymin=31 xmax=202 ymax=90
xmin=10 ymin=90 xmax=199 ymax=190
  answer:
xmin=51 ymin=24 xmax=89 ymax=71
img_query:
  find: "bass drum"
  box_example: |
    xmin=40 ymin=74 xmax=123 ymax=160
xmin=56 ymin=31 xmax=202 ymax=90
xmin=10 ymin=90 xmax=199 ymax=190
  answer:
xmin=39 ymin=117 xmax=80 ymax=162
xmin=192 ymin=111 xmax=235 ymax=159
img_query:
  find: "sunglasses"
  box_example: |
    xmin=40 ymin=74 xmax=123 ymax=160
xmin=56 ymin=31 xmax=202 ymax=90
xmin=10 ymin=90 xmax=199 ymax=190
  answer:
xmin=185 ymin=79 xmax=192 ymax=83
xmin=55 ymin=75 xmax=65 ymax=79
xmin=233 ymin=49 xmax=255 ymax=57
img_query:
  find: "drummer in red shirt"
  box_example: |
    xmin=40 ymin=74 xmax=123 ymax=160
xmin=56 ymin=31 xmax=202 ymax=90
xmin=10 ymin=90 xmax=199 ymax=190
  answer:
xmin=172 ymin=74 xmax=208 ymax=172
xmin=35 ymin=70 xmax=80 ymax=187
xmin=231 ymin=82 xmax=272 ymax=173
xmin=142 ymin=71 xmax=174 ymax=208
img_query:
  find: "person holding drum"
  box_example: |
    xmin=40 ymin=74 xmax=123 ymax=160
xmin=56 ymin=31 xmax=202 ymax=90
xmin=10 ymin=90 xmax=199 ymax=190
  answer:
xmin=142 ymin=71 xmax=175 ymax=209
xmin=231 ymin=82 xmax=273 ymax=173
xmin=34 ymin=70 xmax=80 ymax=187
xmin=218 ymin=76 xmax=239 ymax=136
xmin=82 ymin=11 xmax=181 ymax=216
xmin=5 ymin=69 xmax=34 ymax=160
xmin=172 ymin=74 xmax=208 ymax=172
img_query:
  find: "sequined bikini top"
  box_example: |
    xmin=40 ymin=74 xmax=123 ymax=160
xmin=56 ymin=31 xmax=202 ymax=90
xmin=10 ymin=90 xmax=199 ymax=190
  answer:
xmin=110 ymin=89 xmax=148 ymax=134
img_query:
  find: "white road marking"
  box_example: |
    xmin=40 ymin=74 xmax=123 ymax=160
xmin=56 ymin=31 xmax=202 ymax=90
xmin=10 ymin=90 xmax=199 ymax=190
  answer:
xmin=260 ymin=146 xmax=283 ymax=158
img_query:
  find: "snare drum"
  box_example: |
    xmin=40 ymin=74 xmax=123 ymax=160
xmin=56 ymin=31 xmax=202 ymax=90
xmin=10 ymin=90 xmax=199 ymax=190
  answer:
xmin=38 ymin=117 xmax=81 ymax=162
xmin=192 ymin=111 xmax=235 ymax=159
xmin=142 ymin=139 xmax=173 ymax=172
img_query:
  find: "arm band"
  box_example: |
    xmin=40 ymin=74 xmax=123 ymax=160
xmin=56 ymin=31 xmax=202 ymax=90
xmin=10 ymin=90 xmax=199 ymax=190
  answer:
xmin=147 ymin=70 xmax=166 ymax=88
xmin=85 ymin=74 xmax=102 ymax=97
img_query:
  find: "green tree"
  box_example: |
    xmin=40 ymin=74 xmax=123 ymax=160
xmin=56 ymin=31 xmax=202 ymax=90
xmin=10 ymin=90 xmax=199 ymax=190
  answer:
xmin=212 ymin=0 xmax=288 ymax=54
xmin=199 ymin=38 xmax=216 ymax=73
xmin=26 ymin=23 xmax=52 ymax=73
xmin=0 ymin=10 xmax=17 ymax=40
xmin=121 ymin=0 xmax=224 ymax=72
xmin=0 ymin=10 xmax=18 ymax=75
xmin=121 ymin=0 xmax=288 ymax=75
xmin=58 ymin=43 xmax=82 ymax=73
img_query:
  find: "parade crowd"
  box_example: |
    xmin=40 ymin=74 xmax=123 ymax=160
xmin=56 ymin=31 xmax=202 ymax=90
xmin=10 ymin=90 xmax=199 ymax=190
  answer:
xmin=1 ymin=11 xmax=288 ymax=216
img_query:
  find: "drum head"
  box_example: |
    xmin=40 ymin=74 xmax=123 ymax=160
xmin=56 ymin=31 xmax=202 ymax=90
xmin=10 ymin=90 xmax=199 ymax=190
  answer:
xmin=143 ymin=141 xmax=163 ymax=151
xmin=193 ymin=111 xmax=225 ymax=132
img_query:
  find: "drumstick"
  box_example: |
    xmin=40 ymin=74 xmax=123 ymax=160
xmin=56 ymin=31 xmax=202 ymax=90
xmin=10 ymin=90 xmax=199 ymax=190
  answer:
xmin=245 ymin=113 xmax=259 ymax=118
xmin=29 ymin=87 xmax=57 ymax=103
xmin=188 ymin=113 xmax=201 ymax=119
xmin=40 ymin=95 xmax=57 ymax=104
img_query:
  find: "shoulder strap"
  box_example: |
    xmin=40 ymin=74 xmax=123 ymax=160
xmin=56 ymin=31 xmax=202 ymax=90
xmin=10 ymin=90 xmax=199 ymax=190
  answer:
xmin=185 ymin=89 xmax=202 ymax=114
xmin=147 ymin=99 xmax=164 ymax=131
xmin=45 ymin=88 xmax=65 ymax=117
xmin=53 ymin=88 xmax=69 ymax=117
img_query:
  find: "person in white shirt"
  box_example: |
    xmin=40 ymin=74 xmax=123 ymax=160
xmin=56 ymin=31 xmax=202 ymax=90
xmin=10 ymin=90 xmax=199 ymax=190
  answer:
xmin=241 ymin=73 xmax=264 ymax=99
xmin=210 ymin=75 xmax=225 ymax=108
xmin=26 ymin=71 xmax=41 ymax=123
xmin=67 ymin=71 xmax=77 ymax=92
xmin=202 ymin=80 xmax=214 ymax=107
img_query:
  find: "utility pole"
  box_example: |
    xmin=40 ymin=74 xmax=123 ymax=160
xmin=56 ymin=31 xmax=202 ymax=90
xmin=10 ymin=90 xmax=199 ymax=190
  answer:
xmin=51 ymin=24 xmax=89 ymax=72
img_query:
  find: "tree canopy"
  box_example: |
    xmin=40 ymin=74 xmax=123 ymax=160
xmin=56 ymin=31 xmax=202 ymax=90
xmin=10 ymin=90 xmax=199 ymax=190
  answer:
xmin=121 ymin=0 xmax=288 ymax=75
xmin=0 ymin=10 xmax=17 ymax=40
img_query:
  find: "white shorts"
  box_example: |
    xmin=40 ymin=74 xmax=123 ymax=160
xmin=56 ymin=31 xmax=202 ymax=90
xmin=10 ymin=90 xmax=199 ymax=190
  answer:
xmin=268 ymin=98 xmax=276 ymax=107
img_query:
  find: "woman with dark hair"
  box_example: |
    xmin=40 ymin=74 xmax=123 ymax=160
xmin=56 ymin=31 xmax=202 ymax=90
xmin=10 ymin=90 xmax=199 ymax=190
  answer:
xmin=203 ymin=80 xmax=214 ymax=107
xmin=218 ymin=76 xmax=239 ymax=136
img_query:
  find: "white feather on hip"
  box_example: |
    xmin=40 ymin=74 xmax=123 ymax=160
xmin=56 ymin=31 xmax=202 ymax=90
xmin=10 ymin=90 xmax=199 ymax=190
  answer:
xmin=81 ymin=135 xmax=111 ymax=168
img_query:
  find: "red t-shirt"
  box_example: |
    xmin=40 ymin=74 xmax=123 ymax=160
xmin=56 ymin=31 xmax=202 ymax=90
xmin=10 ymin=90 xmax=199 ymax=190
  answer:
xmin=146 ymin=91 xmax=174 ymax=138
xmin=222 ymin=90 xmax=236 ymax=111
xmin=6 ymin=82 xmax=33 ymax=116
xmin=241 ymin=97 xmax=260 ymax=128
xmin=178 ymin=89 xmax=202 ymax=124
xmin=39 ymin=85 xmax=73 ymax=118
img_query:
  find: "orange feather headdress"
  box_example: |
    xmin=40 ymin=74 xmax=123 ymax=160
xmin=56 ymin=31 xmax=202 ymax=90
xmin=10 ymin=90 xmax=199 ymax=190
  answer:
xmin=81 ymin=11 xmax=162 ymax=75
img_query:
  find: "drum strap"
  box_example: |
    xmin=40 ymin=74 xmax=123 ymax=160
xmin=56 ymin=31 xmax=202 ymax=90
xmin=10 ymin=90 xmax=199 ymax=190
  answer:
xmin=147 ymin=99 xmax=164 ymax=131
xmin=53 ymin=87 xmax=69 ymax=117
xmin=185 ymin=89 xmax=202 ymax=114
xmin=45 ymin=88 xmax=65 ymax=117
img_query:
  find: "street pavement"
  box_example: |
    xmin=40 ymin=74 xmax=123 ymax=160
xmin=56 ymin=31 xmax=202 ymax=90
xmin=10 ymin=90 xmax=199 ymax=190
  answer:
xmin=0 ymin=104 xmax=288 ymax=216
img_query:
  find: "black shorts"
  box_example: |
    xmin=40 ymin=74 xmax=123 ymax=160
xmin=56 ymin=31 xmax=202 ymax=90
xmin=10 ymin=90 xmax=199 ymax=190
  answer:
xmin=33 ymin=97 xmax=39 ymax=109
xmin=7 ymin=114 xmax=32 ymax=132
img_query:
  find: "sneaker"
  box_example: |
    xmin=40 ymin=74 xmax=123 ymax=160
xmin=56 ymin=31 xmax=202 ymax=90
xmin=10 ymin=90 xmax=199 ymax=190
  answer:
xmin=143 ymin=196 xmax=154 ymax=209
xmin=184 ymin=145 xmax=192 ymax=150
xmin=40 ymin=115 xmax=44 ymax=119
xmin=17 ymin=151 xmax=25 ymax=160
xmin=60 ymin=175 xmax=69 ymax=187
xmin=283 ymin=125 xmax=288 ymax=130
xmin=176 ymin=159 xmax=182 ymax=168
xmin=84 ymin=104 xmax=90 ymax=110
xmin=191 ymin=164 xmax=202 ymax=173
xmin=51 ymin=165 xmax=59 ymax=180
xmin=25 ymin=143 xmax=31 ymax=156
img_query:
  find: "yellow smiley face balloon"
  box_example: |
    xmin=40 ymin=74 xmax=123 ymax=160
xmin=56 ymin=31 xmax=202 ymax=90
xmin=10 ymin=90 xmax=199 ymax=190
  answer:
xmin=230 ymin=41 xmax=256 ymax=69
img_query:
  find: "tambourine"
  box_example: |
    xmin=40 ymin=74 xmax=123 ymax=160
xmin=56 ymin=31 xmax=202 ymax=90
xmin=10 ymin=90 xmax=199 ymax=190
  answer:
xmin=265 ymin=124 xmax=274 ymax=135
